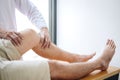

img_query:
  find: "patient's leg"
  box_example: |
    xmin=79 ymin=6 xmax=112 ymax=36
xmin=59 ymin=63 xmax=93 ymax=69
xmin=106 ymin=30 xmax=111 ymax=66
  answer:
xmin=15 ymin=29 xmax=95 ymax=62
xmin=15 ymin=29 xmax=116 ymax=79
xmin=49 ymin=39 xmax=116 ymax=79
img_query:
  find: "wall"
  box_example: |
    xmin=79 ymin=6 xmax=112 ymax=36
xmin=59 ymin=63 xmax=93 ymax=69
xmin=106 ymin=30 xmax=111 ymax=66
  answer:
xmin=57 ymin=0 xmax=120 ymax=67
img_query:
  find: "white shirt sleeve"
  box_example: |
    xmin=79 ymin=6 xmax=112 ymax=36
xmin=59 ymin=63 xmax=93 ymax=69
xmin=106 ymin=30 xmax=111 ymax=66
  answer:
xmin=14 ymin=0 xmax=47 ymax=29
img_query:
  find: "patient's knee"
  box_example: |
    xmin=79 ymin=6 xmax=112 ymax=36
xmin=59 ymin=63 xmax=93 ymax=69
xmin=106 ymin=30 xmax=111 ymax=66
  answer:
xmin=25 ymin=28 xmax=37 ymax=35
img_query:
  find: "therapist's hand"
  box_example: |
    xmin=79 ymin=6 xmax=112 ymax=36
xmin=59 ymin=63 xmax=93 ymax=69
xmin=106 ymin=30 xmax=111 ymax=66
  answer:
xmin=0 ymin=31 xmax=23 ymax=46
xmin=39 ymin=27 xmax=51 ymax=48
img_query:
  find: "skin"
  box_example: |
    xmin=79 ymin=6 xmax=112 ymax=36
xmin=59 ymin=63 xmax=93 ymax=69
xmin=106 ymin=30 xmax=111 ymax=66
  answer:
xmin=49 ymin=39 xmax=116 ymax=80
xmin=0 ymin=28 xmax=95 ymax=62
xmin=40 ymin=27 xmax=51 ymax=48
xmin=0 ymin=29 xmax=116 ymax=79
xmin=0 ymin=27 xmax=50 ymax=48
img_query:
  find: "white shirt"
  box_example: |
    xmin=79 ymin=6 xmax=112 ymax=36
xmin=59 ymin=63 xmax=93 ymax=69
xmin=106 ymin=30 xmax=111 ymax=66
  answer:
xmin=0 ymin=0 xmax=47 ymax=31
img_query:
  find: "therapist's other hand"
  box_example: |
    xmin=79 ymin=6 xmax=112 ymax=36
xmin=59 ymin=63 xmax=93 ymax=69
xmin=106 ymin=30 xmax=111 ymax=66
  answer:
xmin=39 ymin=27 xmax=51 ymax=48
xmin=1 ymin=31 xmax=23 ymax=46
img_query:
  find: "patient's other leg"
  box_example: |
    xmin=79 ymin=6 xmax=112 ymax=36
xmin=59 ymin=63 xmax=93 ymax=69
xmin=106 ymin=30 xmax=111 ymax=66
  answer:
xmin=49 ymin=40 xmax=116 ymax=79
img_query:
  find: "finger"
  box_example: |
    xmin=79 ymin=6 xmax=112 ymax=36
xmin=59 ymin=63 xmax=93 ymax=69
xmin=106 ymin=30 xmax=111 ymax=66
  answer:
xmin=43 ymin=39 xmax=49 ymax=48
xmin=40 ymin=33 xmax=44 ymax=45
xmin=16 ymin=36 xmax=22 ymax=45
xmin=13 ymin=33 xmax=21 ymax=45
xmin=43 ymin=36 xmax=50 ymax=48
xmin=6 ymin=37 xmax=15 ymax=46
xmin=3 ymin=32 xmax=19 ymax=46
xmin=9 ymin=34 xmax=21 ymax=46
xmin=10 ymin=35 xmax=18 ymax=46
xmin=7 ymin=36 xmax=16 ymax=46
xmin=5 ymin=33 xmax=16 ymax=46
xmin=43 ymin=35 xmax=50 ymax=48
xmin=46 ymin=36 xmax=49 ymax=48
xmin=11 ymin=39 xmax=17 ymax=46
xmin=47 ymin=38 xmax=51 ymax=48
xmin=41 ymin=38 xmax=46 ymax=48
xmin=15 ymin=32 xmax=23 ymax=40
xmin=43 ymin=38 xmax=48 ymax=48
xmin=47 ymin=41 xmax=51 ymax=48
xmin=39 ymin=38 xmax=43 ymax=48
xmin=40 ymin=38 xmax=44 ymax=44
xmin=43 ymin=42 xmax=48 ymax=48
xmin=14 ymin=32 xmax=23 ymax=45
xmin=47 ymin=41 xmax=50 ymax=48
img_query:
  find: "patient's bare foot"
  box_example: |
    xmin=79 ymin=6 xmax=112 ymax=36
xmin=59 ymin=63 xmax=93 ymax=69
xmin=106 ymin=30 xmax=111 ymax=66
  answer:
xmin=75 ymin=53 xmax=96 ymax=62
xmin=97 ymin=39 xmax=116 ymax=70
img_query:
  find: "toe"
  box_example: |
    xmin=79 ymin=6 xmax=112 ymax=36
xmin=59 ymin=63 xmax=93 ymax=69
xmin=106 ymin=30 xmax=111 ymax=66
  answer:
xmin=109 ymin=39 xmax=113 ymax=48
xmin=111 ymin=40 xmax=114 ymax=48
xmin=113 ymin=41 xmax=116 ymax=49
xmin=106 ymin=39 xmax=110 ymax=45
